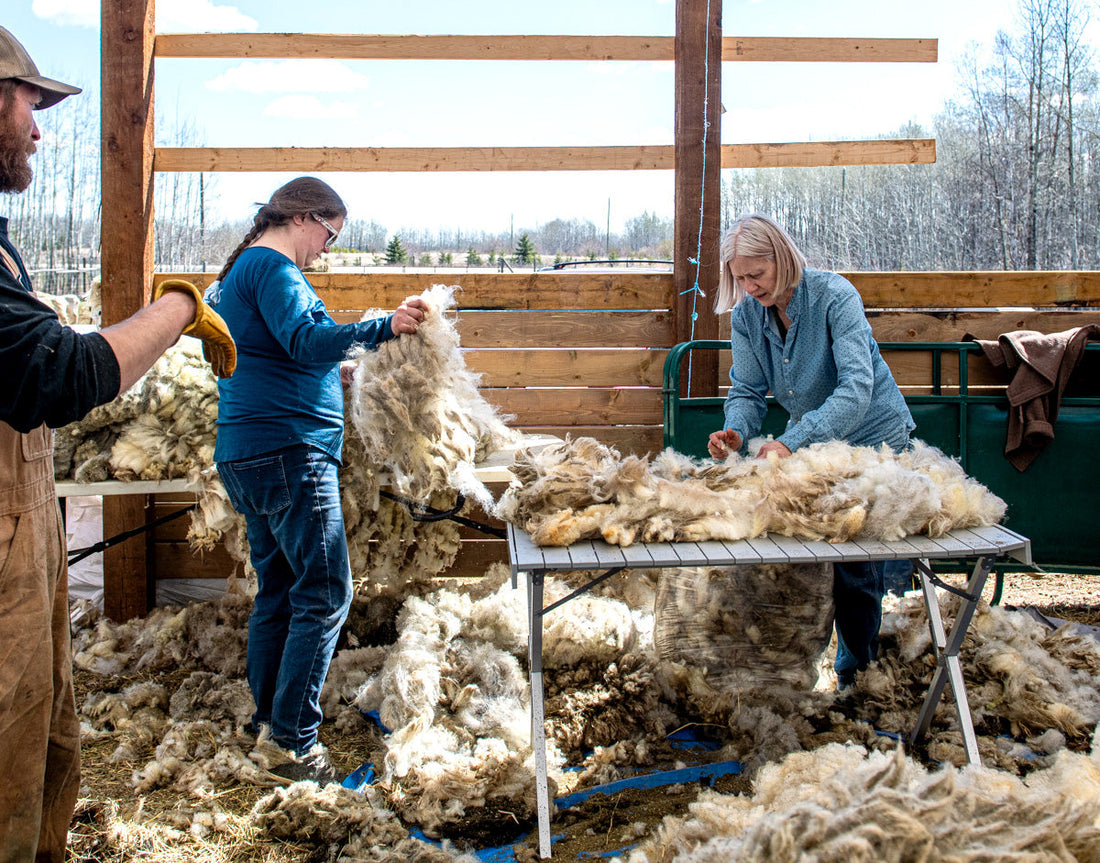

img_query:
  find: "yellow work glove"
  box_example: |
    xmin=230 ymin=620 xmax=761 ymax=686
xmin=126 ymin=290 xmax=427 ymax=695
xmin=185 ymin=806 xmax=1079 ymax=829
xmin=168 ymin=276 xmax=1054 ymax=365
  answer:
xmin=153 ymin=279 xmax=237 ymax=378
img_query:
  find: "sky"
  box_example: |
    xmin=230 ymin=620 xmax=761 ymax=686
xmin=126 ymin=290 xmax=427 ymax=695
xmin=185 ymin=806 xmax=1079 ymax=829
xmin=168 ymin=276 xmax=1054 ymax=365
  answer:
xmin=5 ymin=0 xmax=1028 ymax=234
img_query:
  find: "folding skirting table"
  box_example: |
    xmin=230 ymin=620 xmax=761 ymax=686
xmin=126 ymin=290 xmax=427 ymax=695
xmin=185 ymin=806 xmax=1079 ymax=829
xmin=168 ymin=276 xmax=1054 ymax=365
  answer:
xmin=507 ymin=522 xmax=1033 ymax=859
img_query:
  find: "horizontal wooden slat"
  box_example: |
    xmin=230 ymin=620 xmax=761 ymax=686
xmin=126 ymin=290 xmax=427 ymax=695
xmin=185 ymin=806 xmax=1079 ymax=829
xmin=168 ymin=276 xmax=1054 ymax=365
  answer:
xmin=328 ymin=309 xmax=676 ymax=347
xmin=867 ymin=310 xmax=1100 ymax=342
xmin=845 ymin=271 xmax=1100 ymax=308
xmin=156 ymin=543 xmax=238 ymax=579
xmin=155 ymin=34 xmax=935 ymax=64
xmin=519 ymin=425 xmax=664 ymax=457
xmin=485 ymin=386 xmax=663 ymax=425
xmin=722 ymin=139 xmax=935 ymax=168
xmin=160 ymin=271 xmax=1100 ymax=312
xmin=722 ymin=37 xmax=936 ymax=63
xmin=155 ymin=33 xmax=675 ymax=61
xmin=155 ymin=145 xmax=676 ymax=173
xmin=465 ymin=309 xmax=673 ymax=348
xmin=468 ymin=348 xmax=666 ymax=387
xmin=155 ymin=139 xmax=935 ymax=174
xmin=710 ymin=309 xmax=1100 ymax=344
xmin=156 ymin=272 xmax=673 ymax=311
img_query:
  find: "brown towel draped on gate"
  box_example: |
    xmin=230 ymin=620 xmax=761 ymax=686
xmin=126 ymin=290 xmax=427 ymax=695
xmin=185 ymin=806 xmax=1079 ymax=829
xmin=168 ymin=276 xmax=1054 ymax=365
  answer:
xmin=964 ymin=325 xmax=1100 ymax=471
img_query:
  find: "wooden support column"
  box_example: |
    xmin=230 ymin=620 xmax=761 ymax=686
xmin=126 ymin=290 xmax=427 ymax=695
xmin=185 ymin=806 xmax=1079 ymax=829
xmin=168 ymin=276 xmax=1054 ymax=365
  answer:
xmin=674 ymin=0 xmax=723 ymax=397
xmin=101 ymin=0 xmax=156 ymax=620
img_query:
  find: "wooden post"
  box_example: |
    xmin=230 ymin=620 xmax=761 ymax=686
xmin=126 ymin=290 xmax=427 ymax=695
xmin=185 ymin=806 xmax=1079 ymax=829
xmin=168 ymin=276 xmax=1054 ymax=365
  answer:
xmin=101 ymin=0 xmax=156 ymax=620
xmin=673 ymin=0 xmax=723 ymax=397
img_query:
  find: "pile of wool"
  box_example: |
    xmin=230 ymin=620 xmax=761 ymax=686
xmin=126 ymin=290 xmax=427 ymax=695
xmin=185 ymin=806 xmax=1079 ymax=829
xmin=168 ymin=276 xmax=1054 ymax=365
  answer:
xmin=654 ymin=563 xmax=835 ymax=695
xmin=80 ymin=680 xmax=172 ymax=763
xmin=251 ymin=780 xmax=403 ymax=847
xmin=72 ymin=595 xmax=272 ymax=794
xmin=341 ymin=283 xmax=519 ymax=594
xmin=70 ymin=565 xmax=1100 ymax=852
xmin=71 ymin=590 xmax=251 ymax=678
xmin=626 ymin=737 xmax=1100 ymax=862
xmin=77 ymin=668 xmax=284 ymax=797
xmin=67 ymin=782 xmax=477 ymax=863
xmin=51 ymin=337 xmax=244 ymax=558
xmin=347 ymin=283 xmax=518 ymax=514
xmin=496 ymin=436 xmax=1006 ymax=547
xmin=351 ymin=572 xmax=677 ymax=837
xmin=53 ymin=340 xmax=217 ymax=484
xmin=35 ymin=279 xmax=100 ymax=326
xmin=854 ymin=591 xmax=1100 ymax=765
xmin=353 ymin=585 xmax=539 ymax=835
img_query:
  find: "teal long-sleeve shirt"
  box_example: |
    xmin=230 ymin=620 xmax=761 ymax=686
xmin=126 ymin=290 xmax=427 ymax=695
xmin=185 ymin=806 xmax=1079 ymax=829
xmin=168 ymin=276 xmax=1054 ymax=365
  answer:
xmin=210 ymin=246 xmax=394 ymax=462
xmin=722 ymin=268 xmax=914 ymax=454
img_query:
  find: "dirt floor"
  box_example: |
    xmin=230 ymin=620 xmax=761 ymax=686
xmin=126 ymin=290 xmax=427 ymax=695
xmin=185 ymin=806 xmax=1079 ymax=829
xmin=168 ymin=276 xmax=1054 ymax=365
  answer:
xmin=68 ymin=570 xmax=1100 ymax=863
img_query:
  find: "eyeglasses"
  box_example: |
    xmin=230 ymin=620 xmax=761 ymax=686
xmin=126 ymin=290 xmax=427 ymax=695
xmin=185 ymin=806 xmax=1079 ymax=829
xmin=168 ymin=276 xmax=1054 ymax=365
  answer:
xmin=311 ymin=213 xmax=339 ymax=251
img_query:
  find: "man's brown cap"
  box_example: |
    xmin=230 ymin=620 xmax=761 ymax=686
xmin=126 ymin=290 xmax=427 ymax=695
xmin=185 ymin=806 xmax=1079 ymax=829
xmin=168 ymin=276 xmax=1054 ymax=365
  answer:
xmin=0 ymin=26 xmax=81 ymax=110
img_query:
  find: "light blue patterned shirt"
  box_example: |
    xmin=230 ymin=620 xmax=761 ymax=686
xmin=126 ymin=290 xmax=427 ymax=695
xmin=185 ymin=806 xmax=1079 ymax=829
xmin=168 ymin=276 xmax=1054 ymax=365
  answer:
xmin=723 ymin=268 xmax=914 ymax=453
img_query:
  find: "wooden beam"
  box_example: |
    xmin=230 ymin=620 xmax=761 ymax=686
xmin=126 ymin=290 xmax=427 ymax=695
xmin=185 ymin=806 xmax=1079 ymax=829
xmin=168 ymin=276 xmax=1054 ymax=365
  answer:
xmin=101 ymin=0 xmax=154 ymax=323
xmin=101 ymin=0 xmax=155 ymax=621
xmin=722 ymin=37 xmax=936 ymax=63
xmin=155 ymin=145 xmax=676 ymax=173
xmin=468 ymin=348 xmax=667 ymax=388
xmin=156 ymin=271 xmax=674 ymax=311
xmin=154 ymin=32 xmax=936 ymax=64
xmin=155 ymin=33 xmax=675 ymax=60
xmin=156 ymin=140 xmax=934 ymax=173
xmin=844 ymin=270 xmax=1100 ymax=308
xmin=158 ymin=269 xmax=1100 ymax=312
xmin=674 ymin=0 xmax=722 ymax=397
xmin=722 ymin=139 xmax=936 ymax=168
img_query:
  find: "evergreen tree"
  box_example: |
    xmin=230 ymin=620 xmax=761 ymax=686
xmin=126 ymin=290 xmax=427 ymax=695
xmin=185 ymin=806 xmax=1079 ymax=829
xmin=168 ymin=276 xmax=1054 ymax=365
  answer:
xmin=384 ymin=235 xmax=407 ymax=265
xmin=513 ymin=233 xmax=536 ymax=264
xmin=466 ymin=246 xmax=482 ymax=267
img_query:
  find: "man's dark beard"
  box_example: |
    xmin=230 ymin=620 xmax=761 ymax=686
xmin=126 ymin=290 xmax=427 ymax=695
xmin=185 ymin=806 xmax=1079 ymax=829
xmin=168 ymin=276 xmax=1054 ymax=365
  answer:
xmin=0 ymin=111 xmax=33 ymax=194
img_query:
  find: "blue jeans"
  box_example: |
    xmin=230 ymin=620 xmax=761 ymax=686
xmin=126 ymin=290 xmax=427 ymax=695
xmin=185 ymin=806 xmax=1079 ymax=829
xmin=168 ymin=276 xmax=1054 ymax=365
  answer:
xmin=217 ymin=445 xmax=352 ymax=755
xmin=883 ymin=558 xmax=915 ymax=596
xmin=833 ymin=560 xmax=884 ymax=679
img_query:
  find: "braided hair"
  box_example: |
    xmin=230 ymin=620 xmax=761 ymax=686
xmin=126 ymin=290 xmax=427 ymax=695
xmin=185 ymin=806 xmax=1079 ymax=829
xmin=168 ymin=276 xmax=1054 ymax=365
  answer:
xmin=216 ymin=176 xmax=347 ymax=282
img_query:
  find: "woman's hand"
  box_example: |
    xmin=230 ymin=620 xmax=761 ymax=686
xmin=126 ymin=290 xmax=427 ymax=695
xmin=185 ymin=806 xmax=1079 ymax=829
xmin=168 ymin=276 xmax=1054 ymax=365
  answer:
xmin=756 ymin=440 xmax=792 ymax=459
xmin=707 ymin=429 xmax=743 ymax=459
xmin=391 ymin=296 xmax=428 ymax=336
xmin=340 ymin=361 xmax=356 ymax=389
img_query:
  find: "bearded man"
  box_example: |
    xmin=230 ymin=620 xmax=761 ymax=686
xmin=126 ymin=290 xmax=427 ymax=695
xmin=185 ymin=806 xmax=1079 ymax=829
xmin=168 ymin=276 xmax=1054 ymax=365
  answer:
xmin=0 ymin=26 xmax=235 ymax=862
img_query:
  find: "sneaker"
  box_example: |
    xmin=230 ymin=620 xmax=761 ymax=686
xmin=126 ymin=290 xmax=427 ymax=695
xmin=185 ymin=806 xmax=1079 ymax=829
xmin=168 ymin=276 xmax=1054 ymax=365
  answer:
xmin=266 ymin=744 xmax=343 ymax=786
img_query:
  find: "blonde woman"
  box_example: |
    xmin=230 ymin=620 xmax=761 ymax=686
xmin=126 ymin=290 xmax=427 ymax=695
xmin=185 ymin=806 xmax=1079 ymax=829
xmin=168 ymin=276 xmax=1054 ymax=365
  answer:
xmin=707 ymin=213 xmax=914 ymax=690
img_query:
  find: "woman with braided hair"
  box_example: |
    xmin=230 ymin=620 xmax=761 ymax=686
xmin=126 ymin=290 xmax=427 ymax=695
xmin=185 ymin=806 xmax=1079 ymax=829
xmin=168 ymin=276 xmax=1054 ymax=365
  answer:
xmin=208 ymin=176 xmax=428 ymax=784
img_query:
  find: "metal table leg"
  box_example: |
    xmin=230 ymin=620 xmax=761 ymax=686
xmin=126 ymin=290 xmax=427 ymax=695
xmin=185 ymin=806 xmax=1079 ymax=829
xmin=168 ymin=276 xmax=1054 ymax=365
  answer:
xmin=526 ymin=569 xmax=552 ymax=859
xmin=910 ymin=555 xmax=992 ymax=764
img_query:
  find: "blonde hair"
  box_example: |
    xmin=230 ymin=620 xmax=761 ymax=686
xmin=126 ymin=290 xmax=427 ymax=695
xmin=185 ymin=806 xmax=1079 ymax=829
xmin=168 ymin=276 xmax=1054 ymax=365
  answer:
xmin=714 ymin=213 xmax=806 ymax=314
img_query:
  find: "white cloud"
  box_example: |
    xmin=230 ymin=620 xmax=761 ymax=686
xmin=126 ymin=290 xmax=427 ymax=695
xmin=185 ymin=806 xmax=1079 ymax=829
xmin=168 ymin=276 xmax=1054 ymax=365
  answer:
xmin=157 ymin=0 xmax=258 ymax=32
xmin=262 ymin=94 xmax=359 ymax=119
xmin=32 ymin=0 xmax=98 ymax=29
xmin=32 ymin=0 xmax=258 ymax=31
xmin=206 ymin=60 xmax=371 ymax=94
